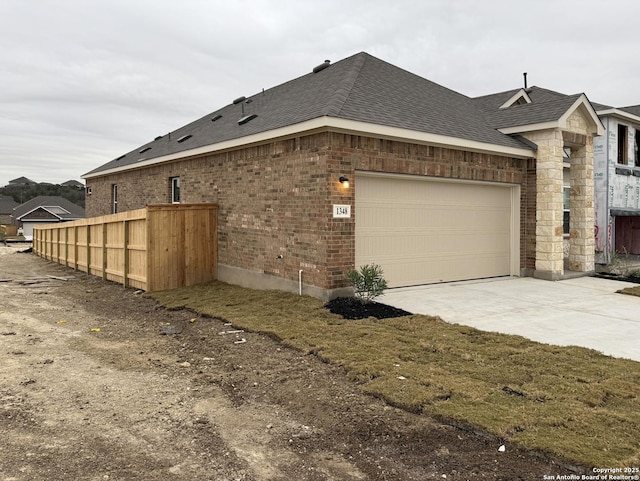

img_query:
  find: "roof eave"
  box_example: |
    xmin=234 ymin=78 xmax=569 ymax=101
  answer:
xmin=498 ymin=95 xmax=605 ymax=136
xmin=597 ymin=108 xmax=640 ymax=126
xmin=83 ymin=117 xmax=535 ymax=179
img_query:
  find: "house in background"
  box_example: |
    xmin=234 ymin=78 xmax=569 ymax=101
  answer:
xmin=590 ymin=103 xmax=640 ymax=263
xmin=12 ymin=196 xmax=85 ymax=240
xmin=82 ymin=52 xmax=603 ymax=299
xmin=8 ymin=176 xmax=37 ymax=187
xmin=0 ymin=195 xmax=19 ymax=225
xmin=60 ymin=180 xmax=84 ymax=189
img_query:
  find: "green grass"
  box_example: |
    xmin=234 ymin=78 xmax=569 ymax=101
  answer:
xmin=149 ymin=280 xmax=640 ymax=468
xmin=619 ymin=285 xmax=640 ymax=297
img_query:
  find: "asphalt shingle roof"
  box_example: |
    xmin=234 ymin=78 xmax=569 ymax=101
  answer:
xmin=85 ymin=52 xmax=536 ymax=177
xmin=0 ymin=196 xmax=19 ymax=215
xmin=13 ymin=196 xmax=85 ymax=220
xmin=472 ymin=89 xmax=523 ymax=112
xmin=86 ymin=53 xmax=602 ymax=178
xmin=619 ymin=105 xmax=640 ymax=117
xmin=8 ymin=176 xmax=36 ymax=185
xmin=481 ymin=94 xmax=583 ymax=129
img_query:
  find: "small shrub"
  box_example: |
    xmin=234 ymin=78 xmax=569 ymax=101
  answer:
xmin=346 ymin=264 xmax=388 ymax=303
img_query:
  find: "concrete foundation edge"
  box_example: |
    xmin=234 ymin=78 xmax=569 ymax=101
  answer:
xmin=533 ymin=269 xmax=595 ymax=281
xmin=217 ymin=264 xmax=353 ymax=301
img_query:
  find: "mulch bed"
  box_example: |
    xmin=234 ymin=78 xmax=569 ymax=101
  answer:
xmin=324 ymin=297 xmax=412 ymax=320
xmin=595 ymin=272 xmax=640 ymax=284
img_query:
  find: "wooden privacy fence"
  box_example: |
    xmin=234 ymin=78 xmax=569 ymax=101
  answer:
xmin=33 ymin=203 xmax=218 ymax=292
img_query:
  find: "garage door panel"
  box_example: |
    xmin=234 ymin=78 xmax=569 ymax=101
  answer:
xmin=355 ymin=174 xmax=517 ymax=288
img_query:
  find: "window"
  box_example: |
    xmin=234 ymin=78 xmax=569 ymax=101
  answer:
xmin=170 ymin=177 xmax=180 ymax=204
xmin=635 ymin=129 xmax=640 ymax=167
xmin=618 ymin=124 xmax=628 ymax=165
xmin=111 ymin=184 xmax=118 ymax=214
xmin=563 ymin=187 xmax=570 ymax=235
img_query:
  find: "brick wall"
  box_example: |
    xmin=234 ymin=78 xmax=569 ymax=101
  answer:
xmin=86 ymin=131 xmax=534 ymax=293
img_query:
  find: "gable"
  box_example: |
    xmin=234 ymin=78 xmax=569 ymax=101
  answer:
xmin=18 ymin=206 xmax=61 ymax=221
xmin=560 ymin=97 xmax=605 ymax=136
xmin=565 ymin=108 xmax=591 ymax=136
xmin=499 ymin=89 xmax=532 ymax=109
xmin=496 ymin=95 xmax=604 ymax=136
xmin=13 ymin=196 xmax=85 ymax=219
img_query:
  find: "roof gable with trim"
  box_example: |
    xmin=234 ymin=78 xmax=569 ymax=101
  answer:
xmin=13 ymin=196 xmax=85 ymax=220
xmin=474 ymin=87 xmax=604 ymax=136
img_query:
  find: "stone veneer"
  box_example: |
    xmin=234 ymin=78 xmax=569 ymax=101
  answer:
xmin=521 ymin=108 xmax=595 ymax=279
xmin=85 ymin=131 xmax=533 ymax=298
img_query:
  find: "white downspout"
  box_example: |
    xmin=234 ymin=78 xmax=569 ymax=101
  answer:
xmin=298 ymin=269 xmax=303 ymax=296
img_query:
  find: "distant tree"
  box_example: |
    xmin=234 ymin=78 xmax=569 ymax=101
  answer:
xmin=0 ymin=183 xmax=85 ymax=208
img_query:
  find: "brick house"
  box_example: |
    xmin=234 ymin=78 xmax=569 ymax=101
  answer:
xmin=83 ymin=52 xmax=603 ymax=299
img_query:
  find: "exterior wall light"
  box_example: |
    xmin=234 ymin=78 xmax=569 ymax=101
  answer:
xmin=339 ymin=176 xmax=350 ymax=188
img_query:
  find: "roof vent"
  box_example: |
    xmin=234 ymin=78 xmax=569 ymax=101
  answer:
xmin=176 ymin=134 xmax=192 ymax=143
xmin=154 ymin=135 xmax=163 ymax=141
xmin=233 ymin=96 xmax=246 ymax=105
xmin=211 ymin=114 xmax=222 ymax=122
xmin=238 ymin=113 xmax=257 ymax=125
xmin=313 ymin=60 xmax=330 ymax=73
xmin=115 ymin=154 xmax=125 ymax=161
xmin=139 ymin=147 xmax=151 ymax=154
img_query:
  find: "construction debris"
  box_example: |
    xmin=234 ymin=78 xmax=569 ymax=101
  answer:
xmin=218 ymin=329 xmax=244 ymax=335
xmin=160 ymin=324 xmax=183 ymax=335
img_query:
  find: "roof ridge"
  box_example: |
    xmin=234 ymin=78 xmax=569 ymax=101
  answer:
xmin=322 ymin=52 xmax=367 ymax=116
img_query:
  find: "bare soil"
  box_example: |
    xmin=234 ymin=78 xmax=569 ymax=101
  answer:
xmin=0 ymin=246 xmax=576 ymax=480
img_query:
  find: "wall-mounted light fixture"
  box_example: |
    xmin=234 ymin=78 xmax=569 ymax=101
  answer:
xmin=339 ymin=176 xmax=350 ymax=188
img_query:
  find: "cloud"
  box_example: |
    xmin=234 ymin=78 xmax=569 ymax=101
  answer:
xmin=1 ymin=0 xmax=640 ymax=186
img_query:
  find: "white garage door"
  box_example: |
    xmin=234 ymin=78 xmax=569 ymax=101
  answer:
xmin=355 ymin=173 xmax=519 ymax=288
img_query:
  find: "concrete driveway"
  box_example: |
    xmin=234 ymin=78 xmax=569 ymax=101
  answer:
xmin=380 ymin=276 xmax=640 ymax=362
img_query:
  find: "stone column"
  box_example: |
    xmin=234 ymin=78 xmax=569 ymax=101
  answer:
xmin=568 ymin=139 xmax=595 ymax=272
xmin=522 ymin=129 xmax=565 ymax=280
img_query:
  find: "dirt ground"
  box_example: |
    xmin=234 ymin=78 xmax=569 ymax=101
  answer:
xmin=0 ymin=246 xmax=579 ymax=481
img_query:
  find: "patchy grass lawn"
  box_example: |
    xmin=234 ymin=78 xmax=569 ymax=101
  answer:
xmin=619 ymin=285 xmax=640 ymax=297
xmin=149 ymin=281 xmax=640 ymax=468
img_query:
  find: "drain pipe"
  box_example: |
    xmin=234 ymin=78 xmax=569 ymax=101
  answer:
xmin=298 ymin=269 xmax=303 ymax=296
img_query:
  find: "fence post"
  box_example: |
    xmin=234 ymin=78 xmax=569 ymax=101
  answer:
xmin=123 ymin=220 xmax=129 ymax=288
xmin=74 ymin=225 xmax=79 ymax=271
xmin=102 ymin=223 xmax=108 ymax=280
xmin=86 ymin=225 xmax=92 ymax=275
xmin=64 ymin=226 xmax=69 ymax=267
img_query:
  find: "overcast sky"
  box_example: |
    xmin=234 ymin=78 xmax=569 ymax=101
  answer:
xmin=1 ymin=0 xmax=639 ymax=188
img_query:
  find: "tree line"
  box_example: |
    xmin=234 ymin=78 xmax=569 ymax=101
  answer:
xmin=1 ymin=183 xmax=85 ymax=208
